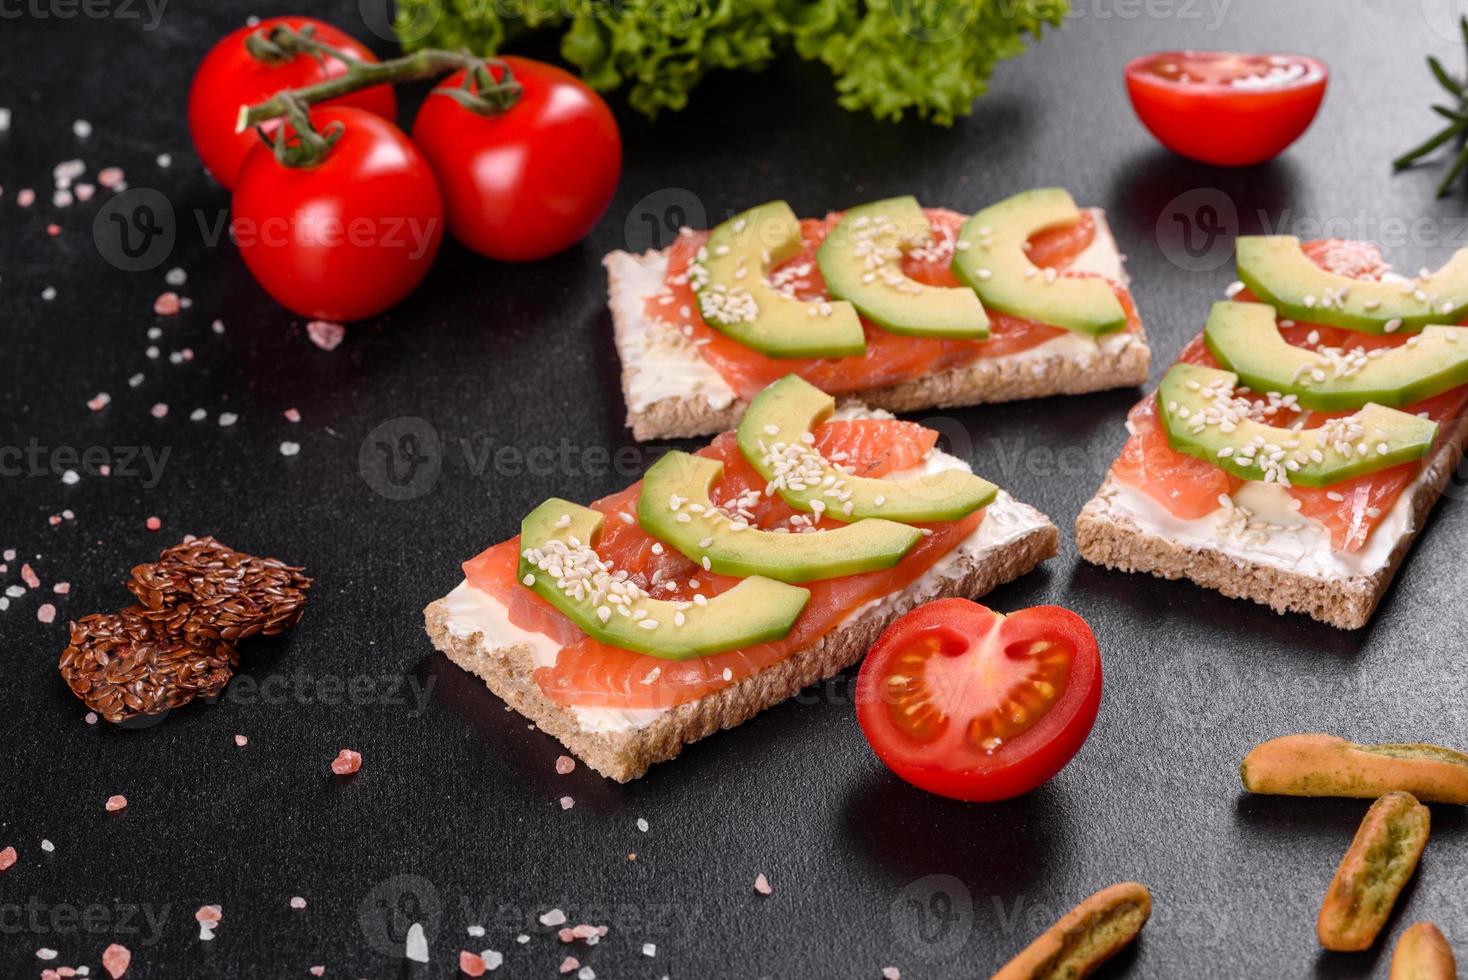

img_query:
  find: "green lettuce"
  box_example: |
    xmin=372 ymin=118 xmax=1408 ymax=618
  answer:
xmin=395 ymin=0 xmax=1067 ymax=123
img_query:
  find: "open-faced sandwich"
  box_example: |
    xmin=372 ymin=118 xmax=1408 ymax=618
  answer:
xmin=1078 ymin=236 xmax=1468 ymax=629
xmin=605 ymin=189 xmax=1150 ymax=440
xmin=426 ymin=375 xmax=1059 ymax=780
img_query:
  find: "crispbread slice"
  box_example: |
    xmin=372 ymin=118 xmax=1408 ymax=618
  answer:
xmin=425 ymin=499 xmax=1058 ymax=782
xmin=1076 ymin=403 xmax=1468 ymax=630
xmin=605 ymin=208 xmax=1150 ymax=442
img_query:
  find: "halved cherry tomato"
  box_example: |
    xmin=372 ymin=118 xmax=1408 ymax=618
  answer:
xmin=231 ymin=107 xmax=443 ymax=321
xmin=411 ymin=57 xmax=621 ymax=262
xmin=1125 ymin=51 xmax=1327 ymax=166
xmin=188 ymin=16 xmax=398 ymax=190
xmin=855 ymin=599 xmax=1101 ymax=802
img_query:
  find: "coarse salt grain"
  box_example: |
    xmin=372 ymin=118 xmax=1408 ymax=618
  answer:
xmin=17 ymin=187 xmax=35 ymax=206
xmin=642 ymin=943 xmax=656 ymax=957
xmin=157 ymin=153 xmax=172 ymax=167
xmin=101 ymin=943 xmax=130 ymax=978
xmin=38 ymin=947 xmax=58 ymax=960
xmin=280 ymin=441 xmax=301 ymax=457
xmin=150 ymin=403 xmax=168 ymax=419
xmin=145 ymin=517 xmax=161 ymax=532
xmin=330 ymin=749 xmax=362 ymax=775
xmin=62 ymin=469 xmax=79 ymax=485
xmin=53 ymin=582 xmax=69 ymax=594
xmin=460 ymin=951 xmax=486 ymax=976
xmin=165 ymin=267 xmax=187 ymax=286
xmin=42 ymin=286 xmax=56 ymax=301
xmin=153 ymin=292 xmax=181 ymax=315
xmin=308 ymin=968 xmax=324 ymax=977
xmin=218 ymin=412 xmax=238 ymax=427
xmin=72 ymin=119 xmax=91 ymax=138
xmin=0 ymin=846 xmax=16 ymax=870
xmin=754 ymin=873 xmax=773 ymax=895
xmin=84 ymin=712 xmax=97 ymax=725
xmin=559 ymin=796 xmax=574 ymax=810
xmin=882 ymin=969 xmax=901 ymax=979
xmin=290 ymin=896 xmax=306 ymax=909
xmin=283 ymin=408 xmax=301 ymax=423
xmin=636 ymin=817 xmax=648 ymax=832
xmin=105 ymin=795 xmax=127 ymax=812
xmin=307 ymin=320 xmax=346 ymax=351
xmin=540 ymin=909 xmax=567 ymax=927
xmin=405 ymin=922 xmax=429 ymax=963
xmin=41 ymin=839 xmax=54 ymax=852
xmin=482 ymin=949 xmax=503 ymax=970
xmin=555 ymin=755 xmax=576 ymax=774
xmin=559 ymin=957 xmax=579 ymax=974
xmin=190 ymin=408 xmax=207 ymax=421
xmin=37 ymin=603 xmax=56 ymax=624
xmin=87 ymin=392 xmax=111 ymax=411
xmin=466 ymin=925 xmax=486 ymax=937
xmin=234 ymin=734 xmax=248 ymax=746
xmin=97 ymin=167 xmax=124 ymax=188
xmin=22 ymin=564 xmax=39 ymax=588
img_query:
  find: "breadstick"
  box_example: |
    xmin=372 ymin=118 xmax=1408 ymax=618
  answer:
xmin=1318 ymin=792 xmax=1431 ymax=952
xmin=1390 ymin=923 xmax=1457 ymax=980
xmin=1241 ymin=734 xmax=1468 ymax=804
xmin=991 ymin=882 xmax=1151 ymax=980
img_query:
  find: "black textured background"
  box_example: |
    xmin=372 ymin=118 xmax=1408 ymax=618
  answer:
xmin=4 ymin=2 xmax=1468 ymax=977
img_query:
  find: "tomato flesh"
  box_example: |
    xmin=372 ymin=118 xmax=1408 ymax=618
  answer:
xmin=1125 ymin=51 xmax=1327 ymax=166
xmin=856 ymin=599 xmax=1102 ymax=802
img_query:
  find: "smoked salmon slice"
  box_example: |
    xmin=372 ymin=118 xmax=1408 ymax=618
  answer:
xmin=1110 ymin=239 xmax=1468 ymax=551
xmin=463 ymin=418 xmax=986 ymax=710
xmin=647 ymin=208 xmax=1141 ymax=399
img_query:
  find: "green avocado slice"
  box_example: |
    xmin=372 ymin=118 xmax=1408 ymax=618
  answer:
xmin=639 ymin=451 xmax=924 ymax=583
xmin=817 ymin=196 xmax=990 ymax=339
xmin=735 ymin=375 xmax=997 ymax=523
xmin=518 ymin=499 xmax=809 ymax=660
xmin=951 ymin=188 xmax=1127 ymax=335
xmin=1203 ymin=300 xmax=1468 ymax=411
xmin=1157 ymin=364 xmax=1438 ymax=488
xmin=1235 ymin=235 xmax=1468 ymax=334
xmin=692 ymin=201 xmax=866 ymax=359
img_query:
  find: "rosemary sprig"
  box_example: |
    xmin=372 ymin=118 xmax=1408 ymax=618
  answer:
xmin=1396 ymin=15 xmax=1468 ymax=196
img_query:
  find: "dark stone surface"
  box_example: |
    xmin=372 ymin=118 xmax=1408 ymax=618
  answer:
xmin=3 ymin=1 xmax=1467 ymax=977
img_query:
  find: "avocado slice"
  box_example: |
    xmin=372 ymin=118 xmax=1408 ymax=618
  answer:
xmin=735 ymin=375 xmax=997 ymax=523
xmin=518 ymin=499 xmax=809 ymax=660
xmin=691 ymin=201 xmax=866 ymax=359
xmin=639 ymin=451 xmax=924 ymax=583
xmin=951 ymin=188 xmax=1127 ymax=335
xmin=1157 ymin=364 xmax=1438 ymax=488
xmin=816 ymin=196 xmax=990 ymax=340
xmin=1236 ymin=236 xmax=1468 ymax=334
xmin=1203 ymin=300 xmax=1468 ymax=411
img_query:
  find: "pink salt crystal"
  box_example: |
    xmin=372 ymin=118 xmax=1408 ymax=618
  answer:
xmin=559 ymin=957 xmax=579 ymax=974
xmin=100 ymin=464 xmax=111 ymax=476
xmin=145 ymin=517 xmax=161 ymax=531
xmin=150 ymin=403 xmax=168 ymax=419
xmin=153 ymin=292 xmax=181 ymax=315
xmin=87 ymin=393 xmax=110 ymax=411
xmin=105 ymin=794 xmax=127 ymax=812
xmin=49 ymin=516 xmax=62 ymax=526
xmin=37 ymin=603 xmax=56 ymax=624
xmin=283 ymin=407 xmax=301 ymax=423
xmin=85 ymin=712 xmax=97 ymax=725
xmin=754 ymin=873 xmax=772 ymax=895
xmin=290 ymin=896 xmax=307 ymax=909
xmin=554 ymin=755 xmax=575 ymax=775
xmin=309 ymin=968 xmax=324 ymax=977
xmin=559 ymin=796 xmax=574 ymax=810
xmin=306 ymin=320 xmax=345 ymax=351
xmin=53 ymin=582 xmax=69 ymax=594
xmin=102 ymin=943 xmax=130 ymax=978
xmin=195 ymin=905 xmax=222 ymax=925
xmin=21 ymin=564 xmax=39 ymax=588
xmin=47 ymin=223 xmax=60 ymax=236
xmin=16 ymin=188 xmax=35 ymax=207
xmin=330 ymin=749 xmax=362 ymax=775
xmin=558 ymin=928 xmax=574 ymax=943
xmin=0 ymin=846 xmax=16 ymax=870
xmin=97 ymin=167 xmax=124 ymax=188
xmin=882 ymin=968 xmax=900 ymax=979
xmin=459 ymin=950 xmax=486 ymax=976
xmin=234 ymin=734 xmax=248 ymax=747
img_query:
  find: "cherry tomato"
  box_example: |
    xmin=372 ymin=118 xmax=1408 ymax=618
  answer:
xmin=231 ymin=107 xmax=444 ymax=321
xmin=1125 ymin=51 xmax=1328 ymax=167
xmin=855 ymin=599 xmax=1102 ymax=802
xmin=411 ymin=57 xmax=621 ymax=262
xmin=188 ymin=16 xmax=397 ymax=190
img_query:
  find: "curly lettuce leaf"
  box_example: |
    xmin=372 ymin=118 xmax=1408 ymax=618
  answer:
xmin=395 ymin=0 xmax=1068 ymax=124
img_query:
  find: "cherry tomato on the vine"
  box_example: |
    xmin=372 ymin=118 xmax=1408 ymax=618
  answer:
xmin=231 ymin=107 xmax=444 ymax=322
xmin=188 ymin=16 xmax=397 ymax=189
xmin=411 ymin=56 xmax=622 ymax=262
xmin=855 ymin=599 xmax=1102 ymax=802
xmin=1125 ymin=51 xmax=1328 ymax=167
